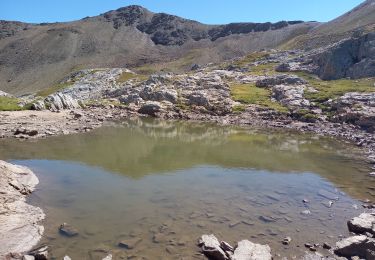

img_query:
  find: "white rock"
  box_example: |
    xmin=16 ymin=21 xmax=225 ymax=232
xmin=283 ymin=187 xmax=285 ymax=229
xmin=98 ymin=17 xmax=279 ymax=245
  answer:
xmin=232 ymin=240 xmax=272 ymax=260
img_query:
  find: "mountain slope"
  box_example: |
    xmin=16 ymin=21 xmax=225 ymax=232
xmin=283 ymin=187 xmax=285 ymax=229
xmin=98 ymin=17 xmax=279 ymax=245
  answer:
xmin=0 ymin=5 xmax=317 ymax=95
xmin=286 ymin=0 xmax=375 ymax=50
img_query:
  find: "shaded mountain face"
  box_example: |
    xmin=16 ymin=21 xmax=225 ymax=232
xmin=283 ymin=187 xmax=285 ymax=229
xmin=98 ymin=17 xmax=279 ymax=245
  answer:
xmin=0 ymin=5 xmax=315 ymax=95
xmin=101 ymin=5 xmax=304 ymax=46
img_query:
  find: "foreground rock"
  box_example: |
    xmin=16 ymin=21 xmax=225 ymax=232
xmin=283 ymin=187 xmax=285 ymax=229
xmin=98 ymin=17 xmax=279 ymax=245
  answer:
xmin=232 ymin=240 xmax=272 ymax=260
xmin=198 ymin=234 xmax=272 ymax=260
xmin=198 ymin=234 xmax=228 ymax=260
xmin=0 ymin=161 xmax=45 ymax=258
xmin=347 ymin=213 xmax=375 ymax=235
xmin=334 ymin=235 xmax=375 ymax=259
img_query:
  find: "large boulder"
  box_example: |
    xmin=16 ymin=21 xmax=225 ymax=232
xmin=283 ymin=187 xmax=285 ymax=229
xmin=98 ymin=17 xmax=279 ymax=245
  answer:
xmin=187 ymin=92 xmax=210 ymax=107
xmin=138 ymin=101 xmax=162 ymax=116
xmin=45 ymin=93 xmax=80 ymax=111
xmin=334 ymin=235 xmax=375 ymax=258
xmin=348 ymin=213 xmax=375 ymax=235
xmin=31 ymin=100 xmax=46 ymax=111
xmin=139 ymin=86 xmax=178 ymax=103
xmin=231 ymin=240 xmax=272 ymax=260
xmin=272 ymin=84 xmax=310 ymax=108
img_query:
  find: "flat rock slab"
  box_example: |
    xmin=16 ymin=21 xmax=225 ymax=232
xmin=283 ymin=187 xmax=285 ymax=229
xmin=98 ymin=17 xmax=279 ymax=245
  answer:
xmin=317 ymin=189 xmax=339 ymax=201
xmin=232 ymin=240 xmax=272 ymax=260
xmin=0 ymin=161 xmax=45 ymax=258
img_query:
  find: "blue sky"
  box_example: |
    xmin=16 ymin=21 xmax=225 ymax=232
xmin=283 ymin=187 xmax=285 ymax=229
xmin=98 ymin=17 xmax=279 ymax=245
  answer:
xmin=0 ymin=0 xmax=364 ymax=24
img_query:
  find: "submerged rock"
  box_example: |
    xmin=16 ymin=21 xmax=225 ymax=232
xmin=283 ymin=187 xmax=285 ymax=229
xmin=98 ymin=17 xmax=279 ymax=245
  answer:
xmin=59 ymin=223 xmax=79 ymax=237
xmin=118 ymin=237 xmax=142 ymax=249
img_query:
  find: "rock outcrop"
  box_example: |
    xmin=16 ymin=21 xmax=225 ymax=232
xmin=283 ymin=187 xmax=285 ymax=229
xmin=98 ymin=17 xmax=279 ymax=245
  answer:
xmin=331 ymin=92 xmax=375 ymax=132
xmin=311 ymin=32 xmax=375 ymax=80
xmin=0 ymin=90 xmax=12 ymax=97
xmin=45 ymin=93 xmax=81 ymax=111
xmin=0 ymin=161 xmax=44 ymax=258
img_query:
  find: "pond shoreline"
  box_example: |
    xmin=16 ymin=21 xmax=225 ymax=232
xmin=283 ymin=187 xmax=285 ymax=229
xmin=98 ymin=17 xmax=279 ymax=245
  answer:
xmin=1 ymin=105 xmax=375 ymax=167
xmin=1 ymin=110 xmax=375 ymax=259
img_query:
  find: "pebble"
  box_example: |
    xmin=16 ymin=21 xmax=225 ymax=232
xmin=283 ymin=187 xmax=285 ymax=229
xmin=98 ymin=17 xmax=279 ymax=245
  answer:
xmin=282 ymin=237 xmax=292 ymax=245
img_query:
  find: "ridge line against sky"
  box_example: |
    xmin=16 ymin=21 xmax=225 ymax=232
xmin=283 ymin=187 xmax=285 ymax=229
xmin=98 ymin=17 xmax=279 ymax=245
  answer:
xmin=0 ymin=0 xmax=365 ymax=24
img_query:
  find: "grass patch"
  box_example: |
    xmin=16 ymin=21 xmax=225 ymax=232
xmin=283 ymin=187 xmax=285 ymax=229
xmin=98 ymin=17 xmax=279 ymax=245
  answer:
xmin=36 ymin=82 xmax=72 ymax=97
xmin=233 ymin=51 xmax=270 ymax=67
xmin=295 ymin=72 xmax=375 ymax=103
xmin=133 ymin=49 xmax=204 ymax=75
xmin=230 ymin=83 xmax=288 ymax=112
xmin=117 ymin=72 xmax=149 ymax=84
xmin=117 ymin=72 xmax=138 ymax=83
xmin=232 ymin=104 xmax=246 ymax=113
xmin=0 ymin=96 xmax=23 ymax=111
xmin=247 ymin=63 xmax=279 ymax=76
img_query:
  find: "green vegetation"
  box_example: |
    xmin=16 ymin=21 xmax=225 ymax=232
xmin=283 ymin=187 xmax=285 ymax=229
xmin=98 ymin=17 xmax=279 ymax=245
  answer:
xmin=232 ymin=104 xmax=246 ymax=113
xmin=36 ymin=82 xmax=72 ymax=97
xmin=0 ymin=96 xmax=23 ymax=111
xmin=117 ymin=72 xmax=148 ymax=83
xmin=247 ymin=63 xmax=279 ymax=76
xmin=295 ymin=72 xmax=375 ymax=103
xmin=117 ymin=72 xmax=138 ymax=83
xmin=230 ymin=83 xmax=288 ymax=112
xmin=134 ymin=49 xmax=204 ymax=75
xmin=292 ymin=109 xmax=319 ymax=123
xmin=233 ymin=51 xmax=270 ymax=67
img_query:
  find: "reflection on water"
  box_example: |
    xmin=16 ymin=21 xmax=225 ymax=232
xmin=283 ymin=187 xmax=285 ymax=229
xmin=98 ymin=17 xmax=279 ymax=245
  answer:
xmin=0 ymin=118 xmax=374 ymax=259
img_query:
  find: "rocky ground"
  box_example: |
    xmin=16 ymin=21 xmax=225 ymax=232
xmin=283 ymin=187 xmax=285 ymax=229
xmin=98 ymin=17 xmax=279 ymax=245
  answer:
xmin=0 ymin=161 xmax=44 ymax=259
xmin=1 ymin=48 xmax=375 ymax=259
xmin=197 ymin=212 xmax=375 ymax=260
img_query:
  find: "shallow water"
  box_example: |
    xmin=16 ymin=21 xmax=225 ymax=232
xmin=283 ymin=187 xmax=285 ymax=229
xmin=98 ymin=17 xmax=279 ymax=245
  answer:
xmin=0 ymin=118 xmax=374 ymax=259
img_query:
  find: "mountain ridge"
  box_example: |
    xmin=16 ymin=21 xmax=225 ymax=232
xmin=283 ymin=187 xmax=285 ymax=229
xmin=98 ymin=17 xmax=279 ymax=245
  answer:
xmin=0 ymin=2 xmax=374 ymax=95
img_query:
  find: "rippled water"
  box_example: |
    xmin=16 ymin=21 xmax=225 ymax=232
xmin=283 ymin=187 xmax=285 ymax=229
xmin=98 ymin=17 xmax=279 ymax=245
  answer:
xmin=0 ymin=118 xmax=373 ymax=259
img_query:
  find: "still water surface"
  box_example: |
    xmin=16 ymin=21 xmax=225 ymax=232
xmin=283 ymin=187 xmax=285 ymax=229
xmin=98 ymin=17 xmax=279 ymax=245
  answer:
xmin=0 ymin=119 xmax=374 ymax=259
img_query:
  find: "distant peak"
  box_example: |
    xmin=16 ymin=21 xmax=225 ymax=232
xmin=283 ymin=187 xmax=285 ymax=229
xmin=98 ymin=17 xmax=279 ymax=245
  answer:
xmin=102 ymin=5 xmax=152 ymax=28
xmin=115 ymin=5 xmax=149 ymax=13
